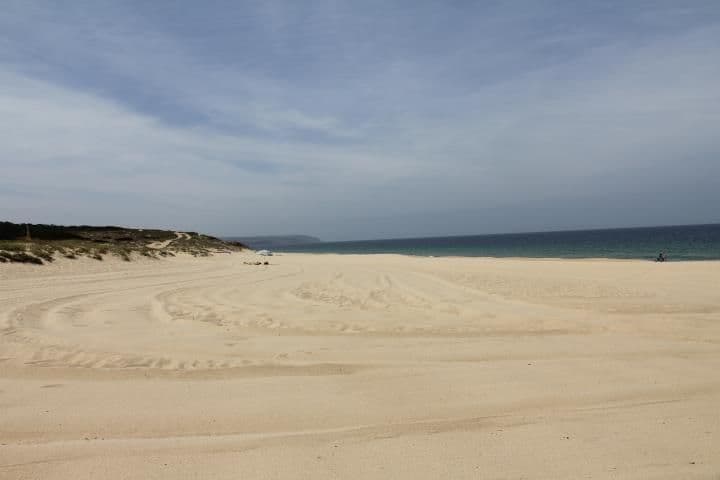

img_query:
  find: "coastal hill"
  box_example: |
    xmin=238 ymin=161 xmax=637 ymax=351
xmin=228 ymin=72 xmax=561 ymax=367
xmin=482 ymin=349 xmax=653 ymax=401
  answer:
xmin=224 ymin=235 xmax=321 ymax=250
xmin=0 ymin=221 xmax=247 ymax=264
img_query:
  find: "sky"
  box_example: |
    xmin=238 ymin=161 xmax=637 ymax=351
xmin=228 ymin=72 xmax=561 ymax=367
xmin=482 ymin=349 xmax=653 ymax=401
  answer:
xmin=1 ymin=1 xmax=719 ymax=241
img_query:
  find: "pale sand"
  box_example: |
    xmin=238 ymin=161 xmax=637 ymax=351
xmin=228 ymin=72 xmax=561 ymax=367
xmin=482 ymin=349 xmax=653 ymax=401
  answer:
xmin=1 ymin=253 xmax=719 ymax=479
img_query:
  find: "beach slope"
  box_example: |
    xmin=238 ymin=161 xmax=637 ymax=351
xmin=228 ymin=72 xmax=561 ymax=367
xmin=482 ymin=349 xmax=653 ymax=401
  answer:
xmin=1 ymin=253 xmax=719 ymax=479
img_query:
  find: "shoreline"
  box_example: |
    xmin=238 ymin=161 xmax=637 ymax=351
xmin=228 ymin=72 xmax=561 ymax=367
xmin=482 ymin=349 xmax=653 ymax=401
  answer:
xmin=277 ymin=251 xmax=719 ymax=262
xmin=4 ymin=250 xmax=719 ymax=273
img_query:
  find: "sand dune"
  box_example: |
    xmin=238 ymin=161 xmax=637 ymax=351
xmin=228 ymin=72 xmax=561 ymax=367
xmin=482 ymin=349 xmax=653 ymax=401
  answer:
xmin=1 ymin=253 xmax=719 ymax=479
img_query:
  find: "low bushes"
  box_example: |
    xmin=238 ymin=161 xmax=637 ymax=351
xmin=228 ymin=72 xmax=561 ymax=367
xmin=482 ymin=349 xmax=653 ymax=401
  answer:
xmin=0 ymin=251 xmax=44 ymax=264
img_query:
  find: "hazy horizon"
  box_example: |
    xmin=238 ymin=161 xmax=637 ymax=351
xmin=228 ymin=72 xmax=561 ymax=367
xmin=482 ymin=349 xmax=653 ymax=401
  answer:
xmin=226 ymin=221 xmax=719 ymax=244
xmin=2 ymin=1 xmax=720 ymax=242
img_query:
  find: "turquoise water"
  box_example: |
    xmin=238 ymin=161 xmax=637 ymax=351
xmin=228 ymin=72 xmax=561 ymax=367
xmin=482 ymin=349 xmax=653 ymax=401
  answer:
xmin=278 ymin=224 xmax=720 ymax=260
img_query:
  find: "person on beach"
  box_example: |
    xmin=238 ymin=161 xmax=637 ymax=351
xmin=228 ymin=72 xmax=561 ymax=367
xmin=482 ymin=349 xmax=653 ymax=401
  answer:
xmin=656 ymin=252 xmax=666 ymax=262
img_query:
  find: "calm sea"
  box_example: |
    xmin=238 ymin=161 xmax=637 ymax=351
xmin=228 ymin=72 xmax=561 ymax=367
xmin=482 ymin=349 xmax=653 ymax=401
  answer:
xmin=277 ymin=224 xmax=720 ymax=260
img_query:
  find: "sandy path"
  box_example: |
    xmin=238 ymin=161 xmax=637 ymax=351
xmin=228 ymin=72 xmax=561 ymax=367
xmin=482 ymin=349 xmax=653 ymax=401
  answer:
xmin=1 ymin=254 xmax=719 ymax=479
xmin=147 ymin=231 xmax=187 ymax=249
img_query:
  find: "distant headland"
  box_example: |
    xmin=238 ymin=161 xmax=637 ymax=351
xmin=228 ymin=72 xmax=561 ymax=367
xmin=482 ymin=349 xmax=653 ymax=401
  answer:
xmin=224 ymin=235 xmax=321 ymax=250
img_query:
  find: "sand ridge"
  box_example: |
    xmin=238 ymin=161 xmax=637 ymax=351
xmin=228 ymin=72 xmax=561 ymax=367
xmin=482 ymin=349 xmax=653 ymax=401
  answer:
xmin=1 ymin=253 xmax=719 ymax=478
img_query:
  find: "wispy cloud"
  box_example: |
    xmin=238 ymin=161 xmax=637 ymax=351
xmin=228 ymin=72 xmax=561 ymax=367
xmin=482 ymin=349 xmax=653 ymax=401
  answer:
xmin=1 ymin=1 xmax=719 ymax=239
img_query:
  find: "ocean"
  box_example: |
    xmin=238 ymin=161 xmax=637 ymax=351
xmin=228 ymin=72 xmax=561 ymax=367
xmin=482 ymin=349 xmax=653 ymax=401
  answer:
xmin=276 ymin=224 xmax=720 ymax=260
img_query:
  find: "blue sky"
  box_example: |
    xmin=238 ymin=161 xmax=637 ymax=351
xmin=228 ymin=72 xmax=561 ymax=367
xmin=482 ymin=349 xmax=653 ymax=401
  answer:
xmin=1 ymin=1 xmax=719 ymax=240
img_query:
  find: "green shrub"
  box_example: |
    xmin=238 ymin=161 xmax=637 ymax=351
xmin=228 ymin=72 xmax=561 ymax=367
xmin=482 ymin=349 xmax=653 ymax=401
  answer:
xmin=32 ymin=249 xmax=55 ymax=262
xmin=0 ymin=242 xmax=25 ymax=252
xmin=0 ymin=251 xmax=44 ymax=264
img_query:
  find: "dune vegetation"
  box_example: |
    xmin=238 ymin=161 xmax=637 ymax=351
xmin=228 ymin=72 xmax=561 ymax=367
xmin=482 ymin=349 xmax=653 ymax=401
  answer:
xmin=0 ymin=221 xmax=246 ymax=264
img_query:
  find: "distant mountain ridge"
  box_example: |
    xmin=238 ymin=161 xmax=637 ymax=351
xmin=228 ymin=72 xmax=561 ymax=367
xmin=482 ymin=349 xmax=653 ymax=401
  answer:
xmin=225 ymin=235 xmax=321 ymax=250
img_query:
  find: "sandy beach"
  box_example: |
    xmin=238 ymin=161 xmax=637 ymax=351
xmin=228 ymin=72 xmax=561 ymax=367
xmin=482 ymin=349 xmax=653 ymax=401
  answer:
xmin=1 ymin=252 xmax=719 ymax=479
